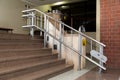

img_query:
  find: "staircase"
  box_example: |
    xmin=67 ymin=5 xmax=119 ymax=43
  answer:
xmin=0 ymin=33 xmax=73 ymax=80
xmin=21 ymin=9 xmax=107 ymax=72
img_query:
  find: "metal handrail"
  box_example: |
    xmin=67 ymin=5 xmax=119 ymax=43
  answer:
xmin=34 ymin=25 xmax=106 ymax=70
xmin=22 ymin=9 xmax=107 ymax=71
xmin=22 ymin=9 xmax=106 ymax=47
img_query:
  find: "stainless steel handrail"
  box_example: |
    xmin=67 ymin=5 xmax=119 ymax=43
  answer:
xmin=34 ymin=25 xmax=106 ymax=70
xmin=22 ymin=9 xmax=106 ymax=47
xmin=22 ymin=9 xmax=107 ymax=71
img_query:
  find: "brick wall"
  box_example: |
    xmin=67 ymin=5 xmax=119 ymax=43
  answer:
xmin=100 ymin=0 xmax=120 ymax=69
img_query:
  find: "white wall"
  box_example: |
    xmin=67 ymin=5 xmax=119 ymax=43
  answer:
xmin=96 ymin=0 xmax=100 ymax=41
xmin=0 ymin=0 xmax=34 ymax=34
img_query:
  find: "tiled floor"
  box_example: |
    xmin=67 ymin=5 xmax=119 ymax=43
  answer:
xmin=76 ymin=68 xmax=120 ymax=80
xmin=49 ymin=60 xmax=96 ymax=80
xmin=49 ymin=59 xmax=120 ymax=80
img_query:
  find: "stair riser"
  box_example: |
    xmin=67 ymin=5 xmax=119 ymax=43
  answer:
xmin=0 ymin=54 xmax=58 ymax=69
xmin=0 ymin=35 xmax=30 ymax=40
xmin=0 ymin=40 xmax=44 ymax=43
xmin=0 ymin=60 xmax=65 ymax=79
xmin=0 ymin=34 xmax=43 ymax=40
xmin=0 ymin=53 xmax=52 ymax=62
xmin=36 ymin=66 xmax=73 ymax=80
xmin=0 ymin=49 xmax=52 ymax=57
xmin=0 ymin=44 xmax=43 ymax=50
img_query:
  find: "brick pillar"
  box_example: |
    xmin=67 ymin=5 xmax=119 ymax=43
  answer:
xmin=100 ymin=0 xmax=120 ymax=69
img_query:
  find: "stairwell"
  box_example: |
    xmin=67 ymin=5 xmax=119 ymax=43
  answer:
xmin=0 ymin=33 xmax=73 ymax=80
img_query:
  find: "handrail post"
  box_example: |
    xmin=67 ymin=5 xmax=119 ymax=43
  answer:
xmin=99 ymin=45 xmax=104 ymax=73
xmin=44 ymin=14 xmax=47 ymax=48
xmin=59 ymin=22 xmax=62 ymax=59
xmin=90 ymin=40 xmax=93 ymax=59
xmin=78 ymin=27 xmax=82 ymax=70
xmin=40 ymin=14 xmax=43 ymax=36
xmin=30 ymin=12 xmax=34 ymax=38
xmin=71 ymin=30 xmax=73 ymax=47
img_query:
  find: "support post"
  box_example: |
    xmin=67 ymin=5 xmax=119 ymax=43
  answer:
xmin=30 ymin=12 xmax=35 ymax=38
xmin=91 ymin=40 xmax=93 ymax=59
xmin=99 ymin=45 xmax=103 ymax=73
xmin=71 ymin=30 xmax=73 ymax=47
xmin=78 ymin=27 xmax=82 ymax=70
xmin=59 ymin=22 xmax=62 ymax=59
xmin=44 ymin=15 xmax=47 ymax=48
xmin=40 ymin=14 xmax=43 ymax=36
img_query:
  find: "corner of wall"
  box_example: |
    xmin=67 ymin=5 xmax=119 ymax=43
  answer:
xmin=96 ymin=0 xmax=100 ymax=41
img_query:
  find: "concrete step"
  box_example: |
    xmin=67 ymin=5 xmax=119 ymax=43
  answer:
xmin=0 ymin=54 xmax=58 ymax=75
xmin=0 ymin=43 xmax=43 ymax=50
xmin=0 ymin=33 xmax=73 ymax=80
xmin=7 ymin=64 xmax=73 ymax=80
xmin=0 ymin=39 xmax=44 ymax=44
xmin=0 ymin=33 xmax=44 ymax=40
xmin=0 ymin=48 xmax=52 ymax=62
xmin=0 ymin=56 xmax=65 ymax=79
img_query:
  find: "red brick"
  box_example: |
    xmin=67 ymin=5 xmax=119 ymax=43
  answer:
xmin=100 ymin=0 xmax=120 ymax=69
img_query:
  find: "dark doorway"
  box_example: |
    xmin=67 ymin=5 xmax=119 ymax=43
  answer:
xmin=51 ymin=0 xmax=96 ymax=32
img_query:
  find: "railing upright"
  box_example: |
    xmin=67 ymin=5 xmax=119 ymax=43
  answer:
xmin=90 ymin=40 xmax=93 ymax=59
xmin=78 ymin=27 xmax=82 ymax=70
xmin=30 ymin=12 xmax=35 ymax=37
xmin=40 ymin=14 xmax=43 ymax=36
xmin=59 ymin=22 xmax=62 ymax=58
xmin=99 ymin=45 xmax=104 ymax=73
xmin=44 ymin=15 xmax=47 ymax=48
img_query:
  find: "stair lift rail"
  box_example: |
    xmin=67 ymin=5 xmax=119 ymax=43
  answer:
xmin=22 ymin=9 xmax=107 ymax=73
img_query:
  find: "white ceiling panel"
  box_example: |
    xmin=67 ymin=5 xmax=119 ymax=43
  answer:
xmin=22 ymin=0 xmax=86 ymax=6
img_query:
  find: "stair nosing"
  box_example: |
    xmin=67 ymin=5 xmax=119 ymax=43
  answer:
xmin=8 ymin=64 xmax=73 ymax=80
xmin=0 ymin=53 xmax=56 ymax=63
xmin=0 ymin=48 xmax=52 ymax=52
xmin=0 ymin=59 xmax=65 ymax=76
xmin=36 ymin=64 xmax=73 ymax=80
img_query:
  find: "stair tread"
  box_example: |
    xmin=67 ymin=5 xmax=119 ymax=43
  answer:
xmin=0 ymin=32 xmax=73 ymax=80
xmin=0 ymin=58 xmax=61 ymax=75
xmin=0 ymin=33 xmax=43 ymax=40
xmin=0 ymin=39 xmax=43 ymax=43
xmin=0 ymin=43 xmax=41 ymax=46
xmin=0 ymin=48 xmax=51 ymax=52
xmin=0 ymin=33 xmax=43 ymax=37
xmin=0 ymin=53 xmax=52 ymax=62
xmin=0 ymin=39 xmax=43 ymax=41
xmin=8 ymin=64 xmax=73 ymax=80
xmin=0 ymin=48 xmax=52 ymax=61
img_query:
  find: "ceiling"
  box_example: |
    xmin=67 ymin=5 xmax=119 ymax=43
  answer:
xmin=22 ymin=0 xmax=86 ymax=6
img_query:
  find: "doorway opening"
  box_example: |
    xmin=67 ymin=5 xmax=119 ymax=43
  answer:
xmin=51 ymin=0 xmax=96 ymax=32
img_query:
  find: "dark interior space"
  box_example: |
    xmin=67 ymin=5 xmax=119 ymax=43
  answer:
xmin=51 ymin=0 xmax=96 ymax=32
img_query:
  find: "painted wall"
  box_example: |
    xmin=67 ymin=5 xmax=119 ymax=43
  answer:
xmin=0 ymin=0 xmax=34 ymax=34
xmin=96 ymin=0 xmax=100 ymax=41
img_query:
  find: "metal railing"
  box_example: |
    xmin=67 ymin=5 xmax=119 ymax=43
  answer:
xmin=22 ymin=9 xmax=107 ymax=72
